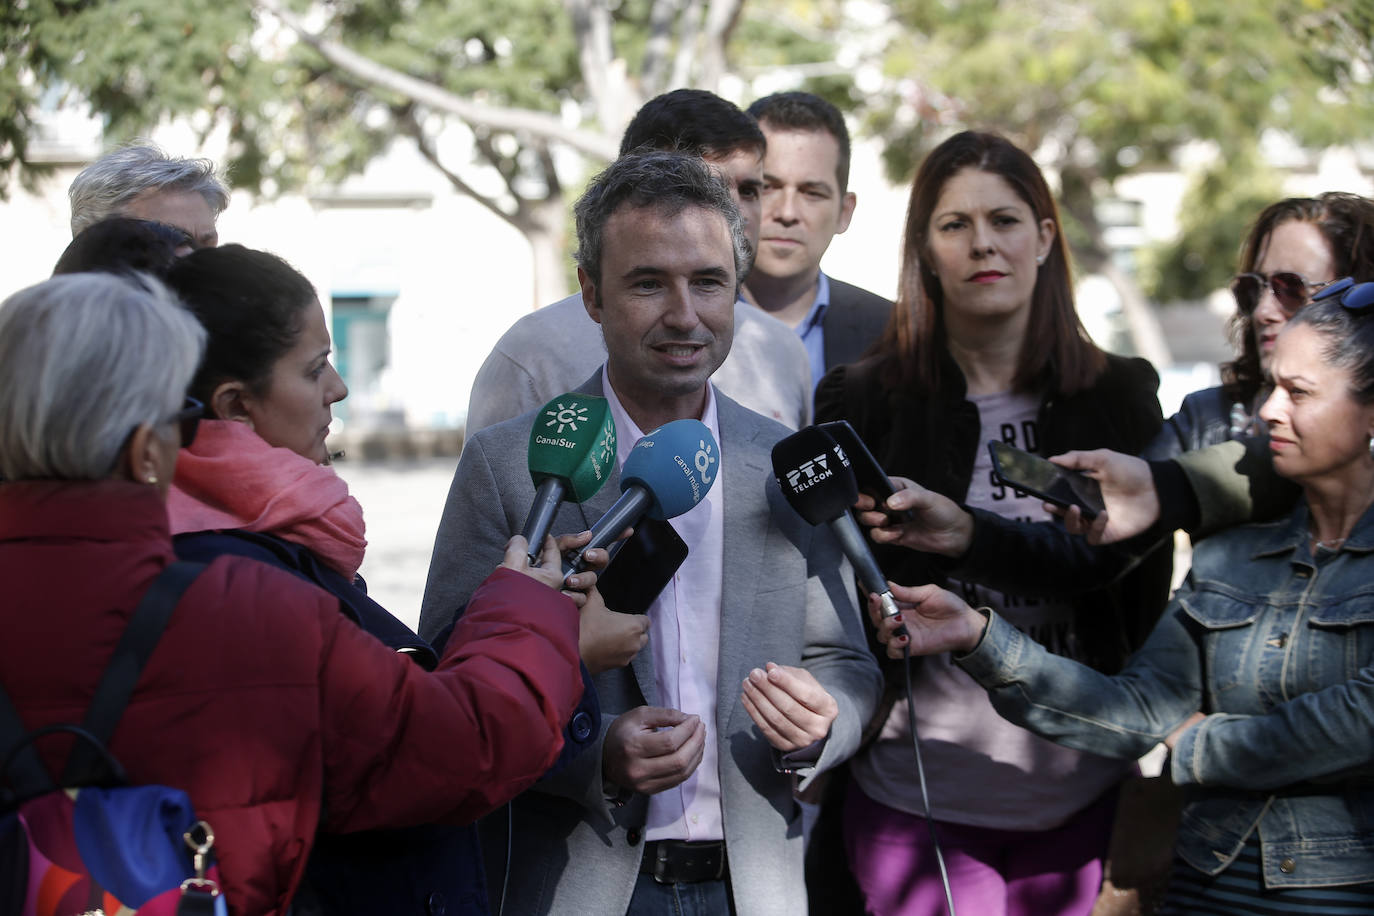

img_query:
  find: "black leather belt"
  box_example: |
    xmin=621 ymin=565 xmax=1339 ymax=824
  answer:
xmin=639 ymin=839 xmax=728 ymax=884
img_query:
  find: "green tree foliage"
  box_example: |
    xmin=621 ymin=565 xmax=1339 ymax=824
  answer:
xmin=870 ymin=0 xmax=1373 ymax=352
xmin=1 ymin=1 xmax=256 ymax=195
xmin=1137 ymin=154 xmax=1285 ymax=302
xmin=2 ymin=0 xmax=845 ymax=299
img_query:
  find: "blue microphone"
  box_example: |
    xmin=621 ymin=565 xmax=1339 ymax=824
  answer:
xmin=562 ymin=418 xmax=719 ymax=579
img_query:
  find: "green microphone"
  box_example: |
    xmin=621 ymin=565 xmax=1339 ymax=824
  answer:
xmin=521 ymin=393 xmax=617 ymax=563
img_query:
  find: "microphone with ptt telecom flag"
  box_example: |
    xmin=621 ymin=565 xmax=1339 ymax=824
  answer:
xmin=783 ymin=425 xmax=955 ymax=914
xmin=771 ymin=425 xmax=902 ymax=623
xmin=561 ymin=418 xmax=719 ymax=580
xmin=520 ymin=394 xmax=617 ymax=564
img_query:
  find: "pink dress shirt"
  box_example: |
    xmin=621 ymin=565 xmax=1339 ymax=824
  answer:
xmin=602 ymin=368 xmax=726 ymax=841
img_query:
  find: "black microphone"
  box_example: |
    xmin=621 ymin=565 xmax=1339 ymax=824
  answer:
xmin=772 ymin=426 xmax=901 ymax=622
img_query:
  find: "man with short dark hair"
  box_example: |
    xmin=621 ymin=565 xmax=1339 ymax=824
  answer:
xmin=745 ymin=92 xmax=891 ymax=388
xmin=420 ymin=151 xmax=880 ymax=915
xmin=68 ymin=143 xmax=228 ymax=249
xmin=464 ymin=90 xmax=813 ymax=433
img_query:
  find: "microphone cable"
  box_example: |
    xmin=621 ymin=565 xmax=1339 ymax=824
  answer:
xmin=901 ymin=639 xmax=957 ymax=916
xmin=498 ymin=802 xmax=512 ymax=916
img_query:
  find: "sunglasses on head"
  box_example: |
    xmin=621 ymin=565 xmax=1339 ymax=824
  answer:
xmin=1311 ymin=276 xmax=1374 ymax=314
xmin=166 ymin=396 xmax=204 ymax=448
xmin=1230 ymin=271 xmax=1330 ymax=317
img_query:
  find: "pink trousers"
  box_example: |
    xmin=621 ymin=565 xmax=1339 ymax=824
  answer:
xmin=842 ymin=780 xmax=1116 ymax=916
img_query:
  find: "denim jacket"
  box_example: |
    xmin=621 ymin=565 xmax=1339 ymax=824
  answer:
xmin=958 ymin=497 xmax=1374 ymax=889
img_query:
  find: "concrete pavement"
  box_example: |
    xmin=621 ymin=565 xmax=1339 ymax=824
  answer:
xmin=334 ymin=456 xmax=458 ymax=633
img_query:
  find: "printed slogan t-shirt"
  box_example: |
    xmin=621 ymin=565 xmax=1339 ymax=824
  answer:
xmin=852 ymin=390 xmax=1130 ymax=830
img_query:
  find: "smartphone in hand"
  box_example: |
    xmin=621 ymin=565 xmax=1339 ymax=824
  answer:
xmin=987 ymin=440 xmax=1104 ymax=521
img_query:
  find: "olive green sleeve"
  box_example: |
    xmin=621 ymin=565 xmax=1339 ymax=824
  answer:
xmin=1174 ymin=438 xmax=1299 ymax=537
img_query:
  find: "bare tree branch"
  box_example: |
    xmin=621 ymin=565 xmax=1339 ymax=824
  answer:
xmin=537 ymin=143 xmax=562 ymax=198
xmin=641 ymin=0 xmax=680 ymax=97
xmin=397 ymin=108 xmax=527 ymax=230
xmin=697 ymin=0 xmax=745 ymax=91
xmin=254 ymin=0 xmax=620 ymax=162
xmin=473 ymin=133 xmax=528 ymax=210
xmin=565 ymin=0 xmax=612 ymax=113
xmin=564 ymin=0 xmax=638 ymax=138
xmin=671 ymin=0 xmax=705 ymax=88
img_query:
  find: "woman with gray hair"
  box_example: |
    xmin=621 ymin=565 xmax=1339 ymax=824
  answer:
xmin=0 ymin=272 xmax=586 ymax=915
xmin=0 ymin=272 xmax=204 ymax=484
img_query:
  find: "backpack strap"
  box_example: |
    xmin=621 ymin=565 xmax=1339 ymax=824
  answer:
xmin=0 ymin=561 xmax=206 ymax=801
xmin=0 ymin=673 xmax=53 ymax=804
xmin=61 ymin=561 xmax=207 ymax=785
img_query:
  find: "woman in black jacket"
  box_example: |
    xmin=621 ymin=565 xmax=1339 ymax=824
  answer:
xmin=813 ymin=131 xmax=1169 ymax=916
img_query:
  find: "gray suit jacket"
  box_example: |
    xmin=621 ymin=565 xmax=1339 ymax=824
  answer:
xmin=419 ymin=375 xmax=881 ymax=916
xmin=821 ymin=276 xmax=892 ymax=374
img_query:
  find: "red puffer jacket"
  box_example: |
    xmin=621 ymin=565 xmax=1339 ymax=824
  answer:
xmin=0 ymin=479 xmax=583 ymax=916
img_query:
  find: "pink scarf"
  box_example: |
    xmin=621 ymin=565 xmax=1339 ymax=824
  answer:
xmin=168 ymin=419 xmax=367 ymax=580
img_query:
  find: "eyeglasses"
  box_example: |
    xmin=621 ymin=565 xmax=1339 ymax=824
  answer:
xmin=165 ymin=396 xmax=204 ymax=448
xmin=1230 ymin=271 xmax=1331 ymax=317
xmin=1311 ymin=276 xmax=1374 ymax=313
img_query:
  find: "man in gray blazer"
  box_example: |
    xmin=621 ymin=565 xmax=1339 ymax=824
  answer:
xmin=419 ymin=151 xmax=881 ymax=915
xmin=744 ymin=92 xmax=892 ymax=390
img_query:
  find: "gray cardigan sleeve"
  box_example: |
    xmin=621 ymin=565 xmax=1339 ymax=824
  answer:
xmin=465 ymin=347 xmax=543 ymax=436
xmin=797 ymin=526 xmax=883 ymax=786
xmin=418 ymin=433 xmax=520 ymax=642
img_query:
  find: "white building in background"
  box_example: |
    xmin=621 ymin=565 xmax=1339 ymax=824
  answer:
xmin=5 ymin=103 xmax=1371 ymax=438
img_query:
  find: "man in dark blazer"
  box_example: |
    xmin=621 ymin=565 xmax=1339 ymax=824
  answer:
xmin=418 ymin=151 xmax=880 ymax=915
xmin=745 ymin=92 xmax=892 ymax=390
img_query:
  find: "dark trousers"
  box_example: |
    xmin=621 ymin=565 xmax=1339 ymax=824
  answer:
xmin=805 ymin=765 xmax=866 ymax=915
xmin=626 ymin=871 xmax=735 ymax=916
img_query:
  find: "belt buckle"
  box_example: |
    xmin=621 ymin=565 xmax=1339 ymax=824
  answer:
xmin=650 ymin=842 xmax=674 ymax=885
xmin=647 ymin=840 xmax=725 ymax=884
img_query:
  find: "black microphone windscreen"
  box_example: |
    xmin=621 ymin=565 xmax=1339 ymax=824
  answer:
xmin=771 ymin=426 xmax=858 ymax=526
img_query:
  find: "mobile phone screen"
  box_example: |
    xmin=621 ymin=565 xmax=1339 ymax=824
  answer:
xmin=987 ymin=441 xmax=1104 ymax=520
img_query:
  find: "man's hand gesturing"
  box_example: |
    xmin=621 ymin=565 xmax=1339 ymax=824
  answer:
xmin=740 ymin=663 xmax=837 ymax=752
xmin=602 ymin=706 xmax=706 ymax=796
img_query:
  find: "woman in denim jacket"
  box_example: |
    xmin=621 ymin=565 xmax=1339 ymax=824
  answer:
xmin=871 ymin=286 xmax=1374 ymax=911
